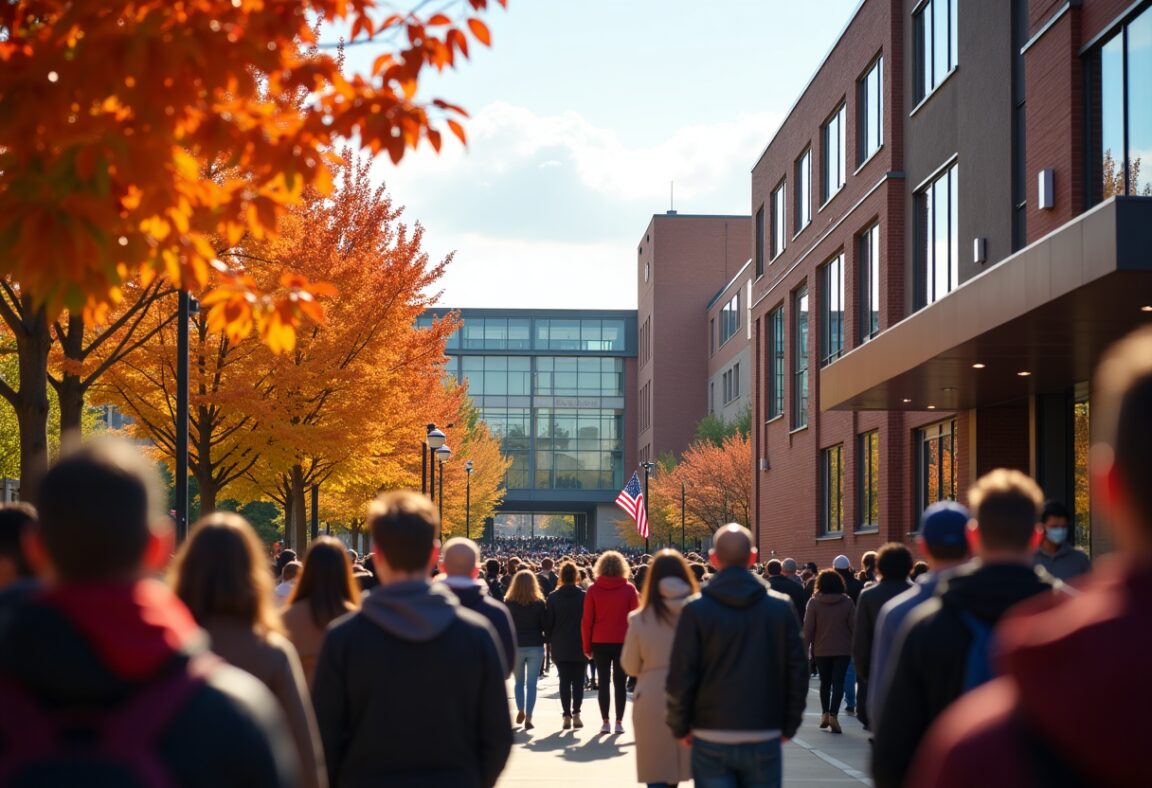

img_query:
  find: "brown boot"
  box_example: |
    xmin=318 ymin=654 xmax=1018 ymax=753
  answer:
xmin=828 ymin=714 xmax=842 ymax=734
xmin=820 ymin=712 xmax=830 ymax=729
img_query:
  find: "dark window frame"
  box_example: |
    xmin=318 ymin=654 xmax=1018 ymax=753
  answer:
xmin=859 ymin=223 xmax=881 ymax=341
xmin=770 ymin=179 xmax=787 ymax=260
xmin=858 ymin=430 xmax=880 ymax=531
xmin=821 ymin=444 xmax=845 ymax=535
xmin=822 ymin=102 xmax=847 ymax=204
xmin=820 ymin=251 xmax=846 ymax=366
xmin=791 ymin=286 xmax=809 ymax=430
xmin=858 ymin=55 xmax=884 ymax=165
xmin=767 ymin=305 xmax=785 ymax=420
xmin=795 ymin=148 xmax=812 ymax=232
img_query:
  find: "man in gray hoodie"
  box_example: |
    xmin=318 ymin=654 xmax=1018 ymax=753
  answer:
xmin=312 ymin=491 xmax=511 ymax=788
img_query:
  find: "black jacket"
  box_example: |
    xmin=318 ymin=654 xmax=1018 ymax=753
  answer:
xmin=852 ymin=578 xmax=912 ymax=679
xmin=507 ymin=599 xmax=546 ymax=648
xmin=872 ymin=562 xmax=1057 ymax=788
xmin=766 ymin=575 xmax=807 ymax=622
xmin=447 ymin=581 xmax=516 ymax=677
xmin=837 ymin=569 xmax=865 ymax=603
xmin=0 ymin=594 xmax=297 ymax=788
xmin=543 ymin=584 xmax=585 ymax=662
xmin=666 ymin=567 xmax=808 ymax=739
xmin=312 ymin=581 xmax=511 ymax=788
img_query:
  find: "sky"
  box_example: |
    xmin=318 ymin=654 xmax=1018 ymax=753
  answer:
xmin=339 ymin=0 xmax=861 ymax=310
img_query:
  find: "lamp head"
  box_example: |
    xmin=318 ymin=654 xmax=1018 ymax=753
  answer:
xmin=426 ymin=426 xmax=446 ymax=449
xmin=465 ymin=460 xmax=474 ymax=474
xmin=436 ymin=444 xmax=452 ymax=461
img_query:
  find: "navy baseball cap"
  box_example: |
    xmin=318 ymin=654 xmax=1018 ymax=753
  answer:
xmin=918 ymin=501 xmax=970 ymax=546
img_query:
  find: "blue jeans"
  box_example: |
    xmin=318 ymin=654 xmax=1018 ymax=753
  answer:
xmin=692 ymin=738 xmax=782 ymax=788
xmin=513 ymin=646 xmax=545 ymax=715
xmin=844 ymin=659 xmax=857 ymax=708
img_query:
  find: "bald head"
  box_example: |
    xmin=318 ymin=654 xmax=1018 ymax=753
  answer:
xmin=711 ymin=523 xmax=755 ymax=569
xmin=441 ymin=537 xmax=481 ymax=578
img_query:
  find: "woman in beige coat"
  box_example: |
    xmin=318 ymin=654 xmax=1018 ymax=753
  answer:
xmin=621 ymin=550 xmax=699 ymax=788
xmin=282 ymin=536 xmax=361 ymax=687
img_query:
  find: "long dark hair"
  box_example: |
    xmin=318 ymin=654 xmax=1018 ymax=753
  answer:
xmin=289 ymin=536 xmax=361 ymax=628
xmin=638 ymin=549 xmax=698 ymax=624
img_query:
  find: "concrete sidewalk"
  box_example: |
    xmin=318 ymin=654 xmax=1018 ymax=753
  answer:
xmin=498 ymin=669 xmax=873 ymax=786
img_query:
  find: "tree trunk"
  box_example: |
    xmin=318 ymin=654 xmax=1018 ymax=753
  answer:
xmin=14 ymin=306 xmax=52 ymax=498
xmin=193 ymin=403 xmax=216 ymax=514
xmin=56 ymin=313 xmax=86 ymax=445
xmin=289 ymin=464 xmax=308 ymax=550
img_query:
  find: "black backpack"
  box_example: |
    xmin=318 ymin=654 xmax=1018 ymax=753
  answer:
xmin=0 ymin=656 xmax=215 ymax=787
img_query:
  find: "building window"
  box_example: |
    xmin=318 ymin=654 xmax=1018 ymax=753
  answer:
xmin=859 ymin=56 xmax=883 ymax=163
xmin=820 ymin=252 xmax=845 ymax=365
xmin=860 ymin=223 xmax=880 ymax=341
xmin=719 ymin=292 xmax=740 ymax=346
xmin=770 ymin=181 xmax=787 ymax=259
xmin=915 ymin=0 xmax=958 ymax=103
xmin=708 ymin=317 xmax=714 ymax=356
xmin=479 ymin=407 xmax=532 ymax=489
xmin=1089 ymin=5 xmax=1152 ymax=201
xmin=709 ymin=381 xmax=715 ymax=415
xmin=917 ymin=162 xmax=958 ymax=306
xmin=534 ymin=357 xmax=623 ymax=397
xmin=461 ymin=355 xmax=532 ymax=397
xmin=795 ymin=148 xmax=812 ymax=232
xmin=722 ymin=364 xmax=741 ymax=405
xmin=755 ymin=205 xmax=765 ymax=276
xmin=535 ymin=408 xmax=624 ymax=491
xmin=768 ymin=306 xmax=784 ymax=420
xmin=858 ymin=430 xmax=880 ymax=530
xmin=918 ymin=419 xmax=958 ymax=510
xmin=821 ymin=444 xmax=844 ymax=535
xmin=535 ymin=319 xmax=625 ymax=351
xmin=822 ymin=103 xmax=846 ymax=203
xmin=792 ymin=286 xmax=809 ymax=430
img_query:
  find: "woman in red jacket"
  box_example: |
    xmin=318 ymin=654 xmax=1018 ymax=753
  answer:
xmin=581 ymin=550 xmax=639 ymax=734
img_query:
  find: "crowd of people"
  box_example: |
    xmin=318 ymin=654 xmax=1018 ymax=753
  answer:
xmin=0 ymin=326 xmax=1150 ymax=787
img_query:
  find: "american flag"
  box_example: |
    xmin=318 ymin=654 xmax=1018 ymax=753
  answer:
xmin=616 ymin=471 xmax=649 ymax=539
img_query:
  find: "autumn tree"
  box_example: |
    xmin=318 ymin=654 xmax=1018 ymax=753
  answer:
xmin=0 ymin=0 xmax=505 ymax=347
xmin=649 ymin=433 xmax=753 ymax=545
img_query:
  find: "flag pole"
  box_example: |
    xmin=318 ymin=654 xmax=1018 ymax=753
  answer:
xmin=641 ymin=462 xmax=654 ymax=554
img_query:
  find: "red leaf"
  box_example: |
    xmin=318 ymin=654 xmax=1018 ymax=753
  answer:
xmin=446 ymin=119 xmax=466 ymax=145
xmin=426 ymin=13 xmax=451 ymax=26
xmin=467 ymin=18 xmax=491 ymax=46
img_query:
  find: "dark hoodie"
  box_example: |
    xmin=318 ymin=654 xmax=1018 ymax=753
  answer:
xmin=666 ymin=567 xmax=808 ymax=739
xmin=311 ymin=580 xmax=512 ymax=788
xmin=872 ymin=561 xmax=1059 ymax=788
xmin=443 ymin=579 xmax=516 ymax=677
xmin=0 ymin=580 xmax=297 ymax=787
xmin=908 ymin=558 xmax=1152 ymax=788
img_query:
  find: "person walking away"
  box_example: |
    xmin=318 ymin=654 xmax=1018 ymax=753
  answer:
xmin=544 ymin=561 xmax=586 ymax=729
xmin=868 ymin=502 xmax=971 ymax=731
xmin=781 ymin=557 xmax=805 ymax=588
xmin=441 ymin=538 xmax=515 ymax=677
xmin=274 ymin=560 xmax=303 ymax=608
xmin=536 ymin=558 xmax=558 ymax=675
xmin=872 ymin=469 xmax=1062 ymax=788
xmin=803 ymin=570 xmax=855 ymax=734
xmin=764 ymin=558 xmax=806 ymax=622
xmin=1032 ymin=500 xmax=1091 ymax=582
xmin=483 ymin=558 xmax=505 ymax=602
xmin=581 ymin=550 xmax=639 ymax=734
xmin=852 ymin=543 xmax=913 ymax=731
xmin=0 ymin=502 xmax=38 ymax=636
xmin=667 ymin=525 xmax=808 ymax=788
xmin=906 ymin=326 xmax=1152 ymax=787
xmin=311 ymin=491 xmax=511 ymax=786
xmin=505 ymin=569 xmax=547 ymax=730
xmin=859 ymin=551 xmax=878 ymax=586
xmin=621 ymin=550 xmax=698 ymax=788
xmin=282 ymin=537 xmax=361 ymax=688
xmin=0 ymin=439 xmax=296 ymax=787
xmin=172 ymin=513 xmax=326 ymax=788
xmin=829 ymin=555 xmax=863 ymax=715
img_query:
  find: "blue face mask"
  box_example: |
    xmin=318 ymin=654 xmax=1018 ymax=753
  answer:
xmin=1045 ymin=527 xmax=1068 ymax=546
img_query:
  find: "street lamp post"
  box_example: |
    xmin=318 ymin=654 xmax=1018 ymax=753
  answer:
xmin=465 ymin=460 xmax=473 ymax=541
xmin=681 ymin=481 xmax=686 ymax=553
xmin=435 ymin=444 xmax=452 ymax=541
xmin=423 ymin=424 xmax=445 ymax=497
xmin=175 ymin=291 xmax=200 ymax=545
xmin=641 ymin=461 xmax=654 ymax=554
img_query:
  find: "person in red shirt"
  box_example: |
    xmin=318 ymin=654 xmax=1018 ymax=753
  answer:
xmin=582 ymin=550 xmax=639 ymax=734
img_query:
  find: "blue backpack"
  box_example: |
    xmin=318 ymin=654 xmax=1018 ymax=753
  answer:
xmin=957 ymin=610 xmax=997 ymax=691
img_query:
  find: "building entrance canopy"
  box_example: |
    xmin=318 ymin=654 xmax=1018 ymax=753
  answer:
xmin=821 ymin=198 xmax=1152 ymax=412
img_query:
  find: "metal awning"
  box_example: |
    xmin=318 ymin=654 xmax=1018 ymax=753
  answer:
xmin=821 ymin=197 xmax=1152 ymax=412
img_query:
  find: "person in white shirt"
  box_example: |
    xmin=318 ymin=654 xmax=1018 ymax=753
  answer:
xmin=274 ymin=560 xmax=302 ymax=608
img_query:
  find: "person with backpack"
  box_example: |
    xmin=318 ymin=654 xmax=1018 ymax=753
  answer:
xmin=871 ymin=469 xmax=1062 ymax=788
xmin=0 ymin=439 xmax=297 ymax=787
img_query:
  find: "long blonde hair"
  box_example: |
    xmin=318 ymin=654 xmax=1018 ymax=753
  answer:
xmin=505 ymin=569 xmax=544 ymax=606
xmin=170 ymin=512 xmax=283 ymax=636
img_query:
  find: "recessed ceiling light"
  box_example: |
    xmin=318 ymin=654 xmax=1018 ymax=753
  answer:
xmin=1142 ymin=305 xmax=1152 ymax=312
xmin=943 ymin=387 xmax=956 ymax=392
xmin=902 ymin=398 xmax=912 ymax=404
xmin=1017 ymin=371 xmax=1032 ymax=377
xmin=972 ymin=363 xmax=986 ymax=369
xmin=927 ymin=405 xmax=937 ymax=410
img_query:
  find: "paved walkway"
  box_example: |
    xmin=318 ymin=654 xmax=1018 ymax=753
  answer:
xmin=498 ymin=669 xmax=873 ymax=786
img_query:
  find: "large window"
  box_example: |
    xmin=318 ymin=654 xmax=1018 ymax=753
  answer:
xmin=719 ymin=292 xmax=740 ymax=346
xmin=860 ymin=223 xmax=880 ymax=341
xmin=768 ymin=306 xmax=784 ymax=420
xmin=755 ymin=205 xmax=765 ymax=277
xmin=770 ymin=180 xmax=787 ymax=259
xmin=918 ymin=419 xmax=958 ymax=510
xmin=461 ymin=317 xmax=531 ymax=350
xmin=1090 ymin=5 xmax=1152 ymax=200
xmin=859 ymin=56 xmax=883 ymax=163
xmin=795 ymin=149 xmax=812 ymax=232
xmin=534 ymin=357 xmax=623 ymax=397
xmin=917 ymin=162 xmax=959 ymax=306
xmin=820 ymin=252 xmax=845 ymax=365
xmin=858 ymin=430 xmax=880 ymax=530
xmin=534 ymin=408 xmax=623 ymax=490
xmin=822 ymin=103 xmax=847 ymax=203
xmin=722 ymin=363 xmax=741 ymax=405
xmin=535 ymin=319 xmax=625 ymax=351
xmin=480 ymin=407 xmax=531 ymax=488
xmin=821 ymin=444 xmax=844 ymax=535
xmin=792 ymin=287 xmax=809 ymax=430
xmin=461 ymin=356 xmax=531 ymax=397
xmin=915 ymin=0 xmax=958 ymax=103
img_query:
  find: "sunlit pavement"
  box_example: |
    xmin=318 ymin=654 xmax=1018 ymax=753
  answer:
xmin=499 ymin=669 xmax=873 ymax=786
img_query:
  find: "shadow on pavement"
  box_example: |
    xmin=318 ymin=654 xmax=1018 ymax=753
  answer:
xmin=517 ymin=730 xmax=634 ymax=762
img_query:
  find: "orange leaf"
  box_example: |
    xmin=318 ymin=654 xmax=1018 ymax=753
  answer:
xmin=446 ymin=119 xmax=466 ymax=145
xmin=467 ymin=18 xmax=491 ymax=46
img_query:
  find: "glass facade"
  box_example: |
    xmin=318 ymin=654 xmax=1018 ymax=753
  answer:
xmin=1090 ymin=5 xmax=1152 ymax=201
xmin=428 ymin=311 xmax=632 ymax=495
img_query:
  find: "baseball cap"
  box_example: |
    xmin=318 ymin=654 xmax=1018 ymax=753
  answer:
xmin=832 ymin=554 xmax=851 ymax=570
xmin=918 ymin=501 xmax=971 ymax=546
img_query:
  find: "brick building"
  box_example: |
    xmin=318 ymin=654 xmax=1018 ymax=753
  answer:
xmin=752 ymin=0 xmax=1152 ymax=565
xmin=706 ymin=260 xmax=754 ymax=426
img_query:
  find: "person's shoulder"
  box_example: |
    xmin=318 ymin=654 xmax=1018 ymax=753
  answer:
xmin=197 ymin=660 xmax=288 ymax=730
